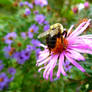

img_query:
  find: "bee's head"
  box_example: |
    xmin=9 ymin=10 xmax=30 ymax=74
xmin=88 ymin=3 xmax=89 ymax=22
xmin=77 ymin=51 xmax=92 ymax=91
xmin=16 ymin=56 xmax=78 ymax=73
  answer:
xmin=50 ymin=23 xmax=63 ymax=33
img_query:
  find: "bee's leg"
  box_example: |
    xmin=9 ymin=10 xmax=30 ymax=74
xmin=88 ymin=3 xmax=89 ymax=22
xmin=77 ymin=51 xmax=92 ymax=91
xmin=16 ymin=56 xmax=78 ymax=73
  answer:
xmin=62 ymin=31 xmax=67 ymax=38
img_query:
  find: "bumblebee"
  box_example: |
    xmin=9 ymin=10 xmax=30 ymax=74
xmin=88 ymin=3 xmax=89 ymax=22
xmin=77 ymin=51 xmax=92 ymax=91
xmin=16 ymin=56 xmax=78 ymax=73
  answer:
xmin=38 ymin=23 xmax=67 ymax=51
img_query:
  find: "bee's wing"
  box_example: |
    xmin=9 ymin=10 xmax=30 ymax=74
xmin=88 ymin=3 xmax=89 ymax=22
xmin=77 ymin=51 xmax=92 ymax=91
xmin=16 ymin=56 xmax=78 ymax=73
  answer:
xmin=37 ymin=29 xmax=51 ymax=38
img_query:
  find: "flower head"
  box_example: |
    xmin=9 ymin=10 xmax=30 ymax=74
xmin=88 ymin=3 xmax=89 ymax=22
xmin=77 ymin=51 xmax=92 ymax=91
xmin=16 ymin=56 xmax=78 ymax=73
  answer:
xmin=8 ymin=67 xmax=16 ymax=75
xmin=19 ymin=2 xmax=24 ymax=6
xmin=84 ymin=2 xmax=89 ymax=8
xmin=25 ymin=8 xmax=31 ymax=16
xmin=34 ymin=0 xmax=48 ymax=7
xmin=37 ymin=19 xmax=92 ymax=81
xmin=14 ymin=49 xmax=31 ymax=64
xmin=0 ymin=73 xmax=8 ymax=90
xmin=4 ymin=32 xmax=17 ymax=44
xmin=44 ymin=24 xmax=50 ymax=31
xmin=35 ymin=14 xmax=46 ymax=25
xmin=28 ymin=24 xmax=39 ymax=33
xmin=28 ymin=3 xmax=33 ymax=9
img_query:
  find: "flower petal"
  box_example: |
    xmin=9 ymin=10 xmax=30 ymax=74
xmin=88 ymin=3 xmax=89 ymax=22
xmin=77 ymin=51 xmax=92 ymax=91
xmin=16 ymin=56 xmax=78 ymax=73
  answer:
xmin=57 ymin=53 xmax=67 ymax=78
xmin=65 ymin=53 xmax=85 ymax=72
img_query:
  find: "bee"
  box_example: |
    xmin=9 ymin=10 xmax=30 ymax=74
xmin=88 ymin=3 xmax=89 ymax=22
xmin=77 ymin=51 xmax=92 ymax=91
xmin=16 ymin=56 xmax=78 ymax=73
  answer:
xmin=38 ymin=23 xmax=67 ymax=51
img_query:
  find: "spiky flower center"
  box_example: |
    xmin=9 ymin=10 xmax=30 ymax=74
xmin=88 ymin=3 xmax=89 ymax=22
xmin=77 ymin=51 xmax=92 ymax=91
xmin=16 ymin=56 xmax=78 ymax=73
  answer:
xmin=51 ymin=38 xmax=68 ymax=54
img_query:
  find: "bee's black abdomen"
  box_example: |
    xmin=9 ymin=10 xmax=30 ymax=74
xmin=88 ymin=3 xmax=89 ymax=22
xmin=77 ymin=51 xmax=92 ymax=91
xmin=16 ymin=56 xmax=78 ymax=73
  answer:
xmin=46 ymin=35 xmax=57 ymax=49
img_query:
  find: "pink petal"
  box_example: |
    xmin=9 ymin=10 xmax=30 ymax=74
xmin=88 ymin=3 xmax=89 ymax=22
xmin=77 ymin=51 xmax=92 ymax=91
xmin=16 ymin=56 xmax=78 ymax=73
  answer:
xmin=67 ymin=25 xmax=74 ymax=36
xmin=72 ymin=48 xmax=92 ymax=54
xmin=43 ymin=54 xmax=59 ymax=80
xmin=70 ymin=19 xmax=91 ymax=38
xmin=57 ymin=53 xmax=67 ymax=78
xmin=65 ymin=53 xmax=85 ymax=72
xmin=37 ymin=56 xmax=51 ymax=66
xmin=67 ymin=49 xmax=85 ymax=61
xmin=68 ymin=22 xmax=86 ymax=39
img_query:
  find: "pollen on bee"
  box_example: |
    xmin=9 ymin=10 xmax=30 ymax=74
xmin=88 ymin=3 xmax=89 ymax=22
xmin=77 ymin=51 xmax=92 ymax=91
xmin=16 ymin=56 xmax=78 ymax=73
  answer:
xmin=51 ymin=37 xmax=68 ymax=54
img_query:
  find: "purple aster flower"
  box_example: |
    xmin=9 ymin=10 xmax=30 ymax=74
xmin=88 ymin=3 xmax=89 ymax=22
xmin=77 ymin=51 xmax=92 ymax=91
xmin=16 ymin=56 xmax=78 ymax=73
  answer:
xmin=19 ymin=2 xmax=24 ymax=6
xmin=35 ymin=14 xmax=46 ymax=25
xmin=44 ymin=25 xmax=50 ymax=31
xmin=25 ymin=8 xmax=31 ymax=16
xmin=3 ymin=45 xmax=13 ymax=58
xmin=24 ymin=1 xmax=29 ymax=6
xmin=21 ymin=32 xmax=27 ymax=39
xmin=33 ymin=10 xmax=39 ymax=14
xmin=13 ymin=52 xmax=26 ymax=64
xmin=84 ymin=2 xmax=89 ymax=8
xmin=8 ymin=67 xmax=16 ymax=75
xmin=21 ymin=50 xmax=31 ymax=60
xmin=26 ymin=45 xmax=34 ymax=51
xmin=28 ymin=32 xmax=33 ymax=38
xmin=44 ymin=21 xmax=49 ymax=24
xmin=4 ymin=32 xmax=17 ymax=44
xmin=64 ymin=60 xmax=72 ymax=72
xmin=0 ymin=73 xmax=8 ymax=90
xmin=28 ymin=24 xmax=39 ymax=33
xmin=31 ymin=39 xmax=41 ymax=47
xmin=34 ymin=0 xmax=48 ymax=7
xmin=36 ymin=19 xmax=92 ymax=81
xmin=28 ymin=3 xmax=33 ymax=9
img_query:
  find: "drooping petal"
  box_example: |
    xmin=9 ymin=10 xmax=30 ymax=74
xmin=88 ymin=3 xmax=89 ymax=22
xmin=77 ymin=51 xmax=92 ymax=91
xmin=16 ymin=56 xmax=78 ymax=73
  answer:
xmin=43 ymin=54 xmax=58 ymax=80
xmin=67 ymin=49 xmax=85 ymax=61
xmin=57 ymin=53 xmax=67 ymax=78
xmin=65 ymin=53 xmax=85 ymax=72
xmin=37 ymin=56 xmax=51 ymax=66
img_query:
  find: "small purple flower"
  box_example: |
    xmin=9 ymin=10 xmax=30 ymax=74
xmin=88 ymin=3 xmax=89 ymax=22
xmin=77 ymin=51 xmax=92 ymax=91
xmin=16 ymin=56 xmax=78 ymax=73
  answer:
xmin=35 ymin=14 xmax=46 ymax=25
xmin=21 ymin=32 xmax=27 ymax=39
xmin=34 ymin=0 xmax=48 ymax=7
xmin=28 ymin=32 xmax=33 ymax=38
xmin=44 ymin=21 xmax=49 ymax=24
xmin=64 ymin=60 xmax=72 ymax=72
xmin=31 ymin=39 xmax=41 ymax=47
xmin=84 ymin=2 xmax=89 ymax=8
xmin=44 ymin=25 xmax=50 ymax=31
xmin=0 ymin=73 xmax=8 ymax=90
xmin=4 ymin=32 xmax=17 ymax=44
xmin=21 ymin=50 xmax=31 ymax=60
xmin=3 ymin=45 xmax=13 ymax=58
xmin=25 ymin=8 xmax=31 ymax=16
xmin=28 ymin=3 xmax=33 ymax=9
xmin=24 ymin=1 xmax=29 ymax=6
xmin=33 ymin=10 xmax=39 ymax=15
xmin=19 ymin=2 xmax=24 ymax=6
xmin=26 ymin=45 xmax=34 ymax=51
xmin=14 ymin=52 xmax=26 ymax=64
xmin=29 ymin=24 xmax=39 ymax=33
xmin=8 ymin=67 xmax=16 ymax=75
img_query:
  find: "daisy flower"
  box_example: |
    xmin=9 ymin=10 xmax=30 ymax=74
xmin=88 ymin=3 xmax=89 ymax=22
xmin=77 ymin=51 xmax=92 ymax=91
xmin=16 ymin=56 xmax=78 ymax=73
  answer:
xmin=36 ymin=19 xmax=92 ymax=81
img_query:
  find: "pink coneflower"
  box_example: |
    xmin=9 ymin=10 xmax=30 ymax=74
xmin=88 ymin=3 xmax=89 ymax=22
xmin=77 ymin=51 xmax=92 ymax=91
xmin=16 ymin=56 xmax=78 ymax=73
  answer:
xmin=36 ymin=19 xmax=92 ymax=81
